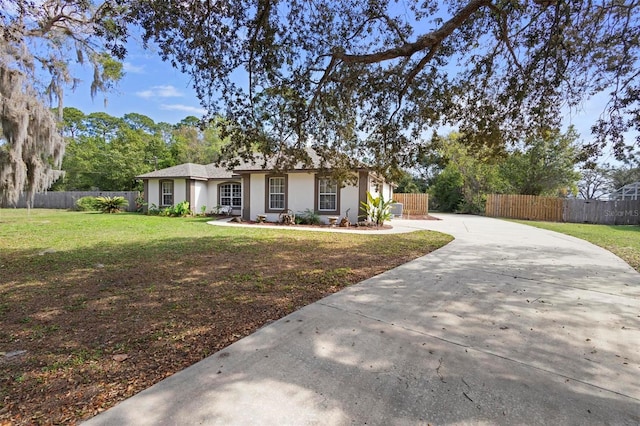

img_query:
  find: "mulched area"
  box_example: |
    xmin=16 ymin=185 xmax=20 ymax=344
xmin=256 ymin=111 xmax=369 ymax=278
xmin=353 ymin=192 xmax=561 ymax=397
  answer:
xmin=222 ymin=213 xmax=441 ymax=229
xmin=234 ymin=220 xmax=394 ymax=231
xmin=399 ymin=214 xmax=441 ymax=220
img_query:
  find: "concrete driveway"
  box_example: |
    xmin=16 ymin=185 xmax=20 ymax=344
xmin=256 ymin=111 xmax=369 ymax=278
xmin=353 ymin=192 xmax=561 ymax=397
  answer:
xmin=84 ymin=214 xmax=640 ymax=425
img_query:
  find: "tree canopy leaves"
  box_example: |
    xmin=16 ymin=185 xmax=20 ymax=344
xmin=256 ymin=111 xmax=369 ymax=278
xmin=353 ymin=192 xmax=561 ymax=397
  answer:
xmin=3 ymin=0 xmax=640 ymax=203
xmin=0 ymin=0 xmax=127 ymax=204
xmin=130 ymin=0 xmax=640 ymax=176
xmin=498 ymin=127 xmax=581 ymax=196
xmin=428 ymin=129 xmax=581 ymax=212
xmin=52 ymin=108 xmax=228 ymax=192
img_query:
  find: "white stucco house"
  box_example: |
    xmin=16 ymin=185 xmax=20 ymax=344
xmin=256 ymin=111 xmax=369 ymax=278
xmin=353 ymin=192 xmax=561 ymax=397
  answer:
xmin=136 ymin=149 xmax=393 ymax=224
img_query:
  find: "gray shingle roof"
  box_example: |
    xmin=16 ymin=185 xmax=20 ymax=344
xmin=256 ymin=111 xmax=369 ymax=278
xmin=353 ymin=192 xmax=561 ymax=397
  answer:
xmin=136 ymin=148 xmax=368 ymax=180
xmin=205 ymin=164 xmax=236 ymax=179
xmin=232 ymin=147 xmax=341 ymax=172
xmin=136 ymin=163 xmax=234 ymax=180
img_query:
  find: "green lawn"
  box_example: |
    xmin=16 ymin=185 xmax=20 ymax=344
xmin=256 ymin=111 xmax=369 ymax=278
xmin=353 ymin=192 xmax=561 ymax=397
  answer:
xmin=513 ymin=220 xmax=640 ymax=272
xmin=0 ymin=209 xmax=452 ymax=424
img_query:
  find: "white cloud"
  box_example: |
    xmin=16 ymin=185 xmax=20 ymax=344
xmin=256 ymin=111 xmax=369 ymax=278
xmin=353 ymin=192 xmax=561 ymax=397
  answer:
xmin=160 ymin=104 xmax=207 ymax=115
xmin=136 ymin=85 xmax=184 ymax=99
xmin=123 ymin=62 xmax=145 ymax=74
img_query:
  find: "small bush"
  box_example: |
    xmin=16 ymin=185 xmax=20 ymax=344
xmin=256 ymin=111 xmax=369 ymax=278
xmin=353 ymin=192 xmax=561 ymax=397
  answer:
xmin=170 ymin=201 xmax=191 ymax=217
xmin=95 ymin=196 xmax=129 ymax=214
xmin=147 ymin=203 xmax=161 ymax=215
xmin=145 ymin=201 xmax=192 ymax=217
xmin=75 ymin=196 xmax=99 ymax=211
xmin=457 ymin=194 xmax=486 ymax=215
xmin=296 ymin=209 xmax=321 ymax=225
xmin=135 ymin=195 xmax=147 ymax=213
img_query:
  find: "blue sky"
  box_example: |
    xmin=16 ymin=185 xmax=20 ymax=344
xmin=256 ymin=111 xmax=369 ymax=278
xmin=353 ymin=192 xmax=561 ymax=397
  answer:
xmin=63 ymin=38 xmax=622 ymax=164
xmin=67 ymin=44 xmax=603 ymax=128
xmin=64 ymin=42 xmax=206 ymax=126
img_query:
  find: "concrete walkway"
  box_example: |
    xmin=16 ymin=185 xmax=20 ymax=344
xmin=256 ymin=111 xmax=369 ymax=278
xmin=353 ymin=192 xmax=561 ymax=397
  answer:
xmin=84 ymin=214 xmax=640 ymax=425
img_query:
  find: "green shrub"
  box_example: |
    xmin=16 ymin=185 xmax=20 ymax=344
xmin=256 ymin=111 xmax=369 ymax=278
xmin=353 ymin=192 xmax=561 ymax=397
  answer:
xmin=428 ymin=166 xmax=463 ymax=212
xmin=457 ymin=193 xmax=486 ymax=214
xmin=147 ymin=203 xmax=161 ymax=215
xmin=170 ymin=201 xmax=191 ymax=217
xmin=95 ymin=196 xmax=129 ymax=214
xmin=145 ymin=201 xmax=191 ymax=217
xmin=75 ymin=196 xmax=99 ymax=211
xmin=296 ymin=209 xmax=320 ymax=225
xmin=135 ymin=195 xmax=147 ymax=213
xmin=171 ymin=201 xmax=191 ymax=217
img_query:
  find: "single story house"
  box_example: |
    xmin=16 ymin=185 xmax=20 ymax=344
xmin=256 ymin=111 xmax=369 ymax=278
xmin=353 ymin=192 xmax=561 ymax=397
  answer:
xmin=136 ymin=149 xmax=393 ymax=224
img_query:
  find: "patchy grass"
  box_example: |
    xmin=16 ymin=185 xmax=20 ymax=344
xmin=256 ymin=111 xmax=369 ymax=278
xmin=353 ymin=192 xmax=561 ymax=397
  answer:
xmin=0 ymin=209 xmax=453 ymax=425
xmin=513 ymin=220 xmax=640 ymax=272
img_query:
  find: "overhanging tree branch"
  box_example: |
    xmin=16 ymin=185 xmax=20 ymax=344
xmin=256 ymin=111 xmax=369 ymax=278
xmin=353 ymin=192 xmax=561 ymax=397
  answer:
xmin=130 ymin=0 xmax=640 ymax=174
xmin=334 ymin=0 xmax=492 ymax=64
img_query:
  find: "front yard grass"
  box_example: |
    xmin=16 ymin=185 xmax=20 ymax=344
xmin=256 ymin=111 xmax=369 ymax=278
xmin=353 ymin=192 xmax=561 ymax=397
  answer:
xmin=513 ymin=220 xmax=640 ymax=272
xmin=0 ymin=209 xmax=453 ymax=425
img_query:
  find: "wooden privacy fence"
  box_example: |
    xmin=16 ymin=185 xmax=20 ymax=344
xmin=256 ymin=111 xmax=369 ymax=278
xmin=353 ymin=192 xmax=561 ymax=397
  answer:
xmin=486 ymin=194 xmax=640 ymax=225
xmin=563 ymin=199 xmax=640 ymax=225
xmin=485 ymin=194 xmax=564 ymax=222
xmin=5 ymin=191 xmax=140 ymax=212
xmin=392 ymin=193 xmax=429 ymax=216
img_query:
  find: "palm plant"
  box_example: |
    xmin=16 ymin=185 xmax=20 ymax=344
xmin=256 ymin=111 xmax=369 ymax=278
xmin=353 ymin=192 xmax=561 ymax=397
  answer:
xmin=95 ymin=196 xmax=129 ymax=214
xmin=360 ymin=191 xmax=394 ymax=226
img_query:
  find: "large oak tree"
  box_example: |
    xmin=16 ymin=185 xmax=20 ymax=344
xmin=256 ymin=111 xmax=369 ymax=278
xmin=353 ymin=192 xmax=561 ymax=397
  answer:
xmin=0 ymin=0 xmax=127 ymax=205
xmin=3 ymin=0 xmax=640 ymax=203
xmin=130 ymin=0 xmax=640 ymax=177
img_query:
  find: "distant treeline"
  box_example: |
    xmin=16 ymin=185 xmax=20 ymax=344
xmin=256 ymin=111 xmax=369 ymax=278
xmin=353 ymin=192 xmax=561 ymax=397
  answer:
xmin=52 ymin=108 xmax=227 ymax=192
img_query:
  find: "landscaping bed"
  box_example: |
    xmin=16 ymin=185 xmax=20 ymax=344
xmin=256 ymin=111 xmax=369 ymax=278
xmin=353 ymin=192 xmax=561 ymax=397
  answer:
xmin=227 ymin=219 xmax=394 ymax=231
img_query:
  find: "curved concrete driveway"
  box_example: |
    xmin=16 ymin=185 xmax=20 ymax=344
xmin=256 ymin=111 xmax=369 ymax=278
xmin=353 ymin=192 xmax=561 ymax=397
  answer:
xmin=85 ymin=214 xmax=640 ymax=425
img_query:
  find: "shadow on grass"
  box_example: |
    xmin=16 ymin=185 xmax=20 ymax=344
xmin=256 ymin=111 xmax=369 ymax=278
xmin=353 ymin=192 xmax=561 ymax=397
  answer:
xmin=82 ymin=224 xmax=640 ymax=425
xmin=0 ymin=227 xmax=451 ymax=424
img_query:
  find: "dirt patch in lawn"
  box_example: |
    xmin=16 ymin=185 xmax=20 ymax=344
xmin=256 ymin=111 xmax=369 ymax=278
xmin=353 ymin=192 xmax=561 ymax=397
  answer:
xmin=0 ymin=220 xmax=452 ymax=425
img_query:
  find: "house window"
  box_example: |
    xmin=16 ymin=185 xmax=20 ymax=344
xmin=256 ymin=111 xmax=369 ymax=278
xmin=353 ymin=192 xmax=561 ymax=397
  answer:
xmin=219 ymin=182 xmax=242 ymax=207
xmin=160 ymin=180 xmax=173 ymax=206
xmin=269 ymin=176 xmax=285 ymax=210
xmin=315 ymin=175 xmax=339 ymax=214
xmin=318 ymin=178 xmax=338 ymax=211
